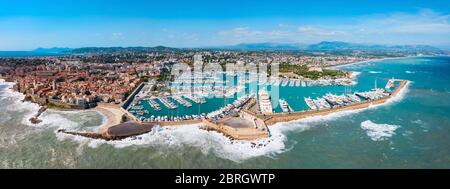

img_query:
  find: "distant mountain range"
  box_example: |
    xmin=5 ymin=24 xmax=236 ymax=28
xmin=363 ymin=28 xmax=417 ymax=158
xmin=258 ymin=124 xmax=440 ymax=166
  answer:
xmin=219 ymin=41 xmax=444 ymax=53
xmin=306 ymin=41 xmax=443 ymax=53
xmin=29 ymin=41 xmax=445 ymax=55
xmin=218 ymin=43 xmax=308 ymax=50
xmin=69 ymin=46 xmax=180 ymax=54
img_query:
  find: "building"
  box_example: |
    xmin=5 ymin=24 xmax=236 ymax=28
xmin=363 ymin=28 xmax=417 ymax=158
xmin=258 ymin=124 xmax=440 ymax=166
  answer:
xmin=258 ymin=89 xmax=273 ymax=114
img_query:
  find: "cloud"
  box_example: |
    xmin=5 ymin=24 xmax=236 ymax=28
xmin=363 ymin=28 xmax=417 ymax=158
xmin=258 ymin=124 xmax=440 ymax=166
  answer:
xmin=218 ymin=27 xmax=263 ymax=38
xmin=297 ymin=26 xmax=346 ymax=36
xmin=182 ymin=33 xmax=199 ymax=41
xmin=111 ymin=32 xmax=123 ymax=39
xmin=217 ymin=27 xmax=293 ymax=44
xmin=359 ymin=9 xmax=450 ymax=35
xmin=216 ymin=9 xmax=450 ymax=46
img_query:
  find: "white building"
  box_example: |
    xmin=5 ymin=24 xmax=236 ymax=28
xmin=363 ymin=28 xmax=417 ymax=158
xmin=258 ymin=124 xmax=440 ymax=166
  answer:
xmin=258 ymin=89 xmax=273 ymax=114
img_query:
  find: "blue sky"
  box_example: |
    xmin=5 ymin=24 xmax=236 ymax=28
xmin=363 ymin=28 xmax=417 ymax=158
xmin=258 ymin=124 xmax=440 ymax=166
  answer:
xmin=0 ymin=0 xmax=450 ymax=50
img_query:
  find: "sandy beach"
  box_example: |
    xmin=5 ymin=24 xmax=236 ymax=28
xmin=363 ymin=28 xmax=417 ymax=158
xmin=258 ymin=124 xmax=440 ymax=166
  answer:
xmin=95 ymin=103 xmax=124 ymax=134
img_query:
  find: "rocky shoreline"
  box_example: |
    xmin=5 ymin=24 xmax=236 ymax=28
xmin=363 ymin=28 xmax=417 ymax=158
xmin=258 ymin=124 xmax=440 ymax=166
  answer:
xmin=29 ymin=106 xmax=47 ymax=124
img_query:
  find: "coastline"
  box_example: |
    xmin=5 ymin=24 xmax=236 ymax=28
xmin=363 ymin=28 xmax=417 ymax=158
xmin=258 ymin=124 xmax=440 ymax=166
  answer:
xmin=94 ymin=103 xmax=124 ymax=134
xmin=0 ymin=78 xmax=117 ymax=127
xmin=330 ymin=56 xmax=417 ymax=69
xmin=2 ymin=77 xmax=411 ymax=142
xmin=331 ymin=55 xmax=450 ymax=69
xmin=2 ymin=72 xmax=411 ymax=142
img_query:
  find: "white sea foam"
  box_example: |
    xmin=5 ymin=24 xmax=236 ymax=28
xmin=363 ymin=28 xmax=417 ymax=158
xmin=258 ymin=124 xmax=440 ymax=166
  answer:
xmin=0 ymin=78 xmax=412 ymax=161
xmin=59 ymin=79 xmax=409 ymax=161
xmin=276 ymin=82 xmax=410 ymax=125
xmin=350 ymin=71 xmax=361 ymax=85
xmin=0 ymin=80 xmax=42 ymax=126
xmin=30 ymin=111 xmax=80 ymax=129
xmin=405 ymin=70 xmax=415 ymax=74
xmin=1 ymin=79 xmax=288 ymax=162
xmin=351 ymin=71 xmax=361 ymax=78
xmin=411 ymin=119 xmax=423 ymax=125
xmin=360 ymin=120 xmax=400 ymax=141
xmin=56 ymin=124 xmax=290 ymax=162
xmin=368 ymin=71 xmax=382 ymax=74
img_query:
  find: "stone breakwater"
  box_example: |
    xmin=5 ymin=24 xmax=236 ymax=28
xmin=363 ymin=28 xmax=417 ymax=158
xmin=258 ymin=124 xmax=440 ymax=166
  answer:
xmin=262 ymin=80 xmax=409 ymax=126
xmin=58 ymin=122 xmax=154 ymax=141
xmin=58 ymin=80 xmax=408 ymax=141
xmin=201 ymin=120 xmax=270 ymax=141
xmin=29 ymin=106 xmax=47 ymax=124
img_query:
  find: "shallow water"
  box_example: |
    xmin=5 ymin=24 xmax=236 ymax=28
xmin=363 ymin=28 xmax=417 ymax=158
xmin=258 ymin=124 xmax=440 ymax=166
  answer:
xmin=0 ymin=56 xmax=449 ymax=168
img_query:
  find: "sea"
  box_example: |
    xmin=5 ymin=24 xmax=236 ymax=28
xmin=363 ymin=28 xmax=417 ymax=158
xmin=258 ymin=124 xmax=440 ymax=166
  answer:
xmin=0 ymin=56 xmax=449 ymax=168
xmin=0 ymin=51 xmax=66 ymax=58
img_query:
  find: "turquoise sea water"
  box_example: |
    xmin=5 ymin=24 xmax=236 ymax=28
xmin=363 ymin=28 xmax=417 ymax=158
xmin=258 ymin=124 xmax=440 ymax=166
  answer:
xmin=0 ymin=51 xmax=65 ymax=57
xmin=0 ymin=56 xmax=449 ymax=168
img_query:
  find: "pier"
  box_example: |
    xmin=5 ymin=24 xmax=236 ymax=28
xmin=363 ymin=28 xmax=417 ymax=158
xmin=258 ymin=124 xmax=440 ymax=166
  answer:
xmin=183 ymin=94 xmax=206 ymax=104
xmin=281 ymin=79 xmax=289 ymax=86
xmin=147 ymin=98 xmax=161 ymax=111
xmin=172 ymin=96 xmax=192 ymax=107
xmin=289 ymin=80 xmax=295 ymax=87
xmin=263 ymin=80 xmax=409 ymax=126
xmin=158 ymin=97 xmax=178 ymax=109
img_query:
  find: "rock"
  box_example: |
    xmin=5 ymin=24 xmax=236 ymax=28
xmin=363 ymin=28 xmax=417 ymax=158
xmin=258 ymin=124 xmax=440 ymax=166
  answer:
xmin=29 ymin=117 xmax=42 ymax=124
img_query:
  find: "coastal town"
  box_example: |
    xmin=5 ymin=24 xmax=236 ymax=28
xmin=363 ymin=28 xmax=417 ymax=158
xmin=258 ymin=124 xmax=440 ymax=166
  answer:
xmin=0 ymin=49 xmax=376 ymax=109
xmin=0 ymin=48 xmax=412 ymax=141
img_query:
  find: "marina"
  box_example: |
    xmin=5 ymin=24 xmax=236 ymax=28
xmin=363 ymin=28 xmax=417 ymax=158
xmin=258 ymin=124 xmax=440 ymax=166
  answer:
xmin=147 ymin=98 xmax=161 ymax=111
xmin=279 ymin=99 xmax=294 ymax=113
xmin=281 ymin=79 xmax=289 ymax=86
xmin=172 ymin=96 xmax=192 ymax=107
xmin=125 ymin=77 xmax=402 ymax=122
xmin=304 ymin=88 xmax=389 ymax=110
xmin=158 ymin=97 xmax=178 ymax=109
xmin=289 ymin=80 xmax=295 ymax=87
xmin=183 ymin=94 xmax=207 ymax=104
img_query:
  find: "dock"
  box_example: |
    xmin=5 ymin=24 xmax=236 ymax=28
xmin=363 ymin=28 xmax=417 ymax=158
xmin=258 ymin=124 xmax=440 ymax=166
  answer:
xmin=183 ymin=94 xmax=206 ymax=104
xmin=263 ymin=80 xmax=409 ymax=126
xmin=281 ymin=79 xmax=289 ymax=86
xmin=158 ymin=97 xmax=178 ymax=109
xmin=172 ymin=96 xmax=192 ymax=107
xmin=147 ymin=98 xmax=161 ymax=110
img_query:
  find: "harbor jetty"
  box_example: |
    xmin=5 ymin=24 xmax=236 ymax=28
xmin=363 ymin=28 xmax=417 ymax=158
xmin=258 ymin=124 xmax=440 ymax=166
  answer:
xmin=58 ymin=79 xmax=408 ymax=142
xmin=58 ymin=122 xmax=155 ymax=140
xmin=201 ymin=111 xmax=270 ymax=140
xmin=262 ymin=80 xmax=409 ymax=126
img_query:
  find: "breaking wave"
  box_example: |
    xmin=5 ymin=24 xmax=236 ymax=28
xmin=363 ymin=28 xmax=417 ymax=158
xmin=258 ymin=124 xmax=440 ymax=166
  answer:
xmin=56 ymin=124 xmax=290 ymax=162
xmin=368 ymin=71 xmax=382 ymax=74
xmin=360 ymin=120 xmax=400 ymax=141
xmin=0 ymin=79 xmax=411 ymax=162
